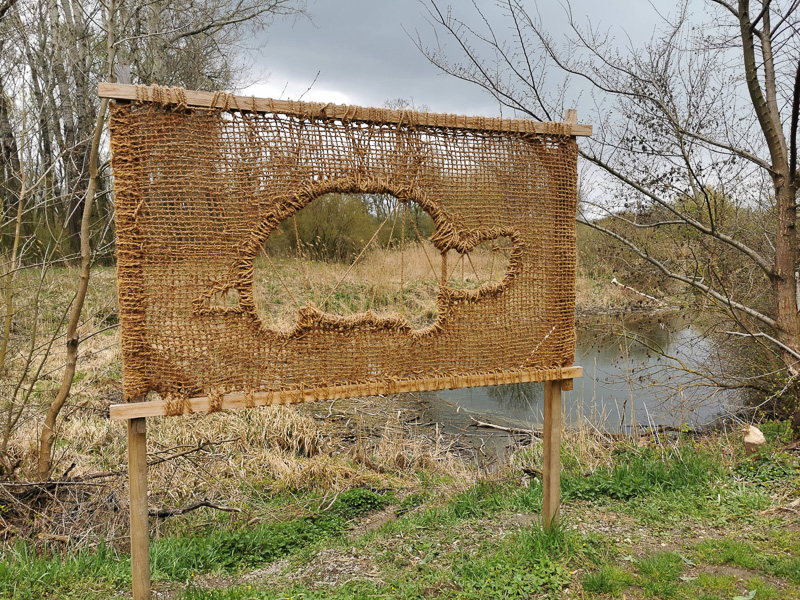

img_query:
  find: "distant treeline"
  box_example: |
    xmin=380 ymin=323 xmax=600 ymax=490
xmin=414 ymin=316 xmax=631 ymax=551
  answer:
xmin=265 ymin=193 xmax=435 ymax=262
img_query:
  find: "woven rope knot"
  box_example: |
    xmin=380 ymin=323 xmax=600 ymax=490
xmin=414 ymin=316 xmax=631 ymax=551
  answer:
xmin=211 ymin=90 xmax=239 ymax=112
xmin=208 ymin=389 xmax=223 ymax=413
xmin=134 ymin=85 xmax=188 ymax=110
xmin=164 ymin=393 xmax=189 ymax=416
xmin=244 ymin=387 xmax=256 ymax=408
xmin=134 ymin=85 xmax=188 ymax=109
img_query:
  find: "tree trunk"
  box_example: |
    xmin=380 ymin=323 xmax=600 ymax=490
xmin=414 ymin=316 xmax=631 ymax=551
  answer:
xmin=0 ymin=76 xmax=22 ymax=219
xmin=774 ymin=178 xmax=800 ymax=434
xmin=774 ymin=181 xmax=800 ymax=370
xmin=37 ymin=0 xmax=117 ymax=479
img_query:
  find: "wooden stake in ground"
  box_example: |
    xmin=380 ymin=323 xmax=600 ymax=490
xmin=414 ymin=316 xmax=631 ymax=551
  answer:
xmin=542 ymin=380 xmax=563 ymax=528
xmin=128 ymin=417 xmax=150 ymax=600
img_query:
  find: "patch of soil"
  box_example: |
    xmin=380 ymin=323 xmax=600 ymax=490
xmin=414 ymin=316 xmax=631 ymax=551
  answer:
xmin=152 ymin=559 xmax=291 ymax=599
xmin=348 ymin=505 xmax=398 ymax=539
xmin=699 ymin=563 xmax=796 ymax=591
xmin=290 ymin=547 xmax=384 ymax=588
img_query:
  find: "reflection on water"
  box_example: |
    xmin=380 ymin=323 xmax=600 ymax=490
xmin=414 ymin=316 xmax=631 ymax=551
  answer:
xmin=438 ymin=312 xmax=739 ymax=431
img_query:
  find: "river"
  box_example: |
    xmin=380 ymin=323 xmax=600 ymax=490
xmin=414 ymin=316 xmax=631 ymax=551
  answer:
xmin=437 ymin=312 xmax=739 ymax=432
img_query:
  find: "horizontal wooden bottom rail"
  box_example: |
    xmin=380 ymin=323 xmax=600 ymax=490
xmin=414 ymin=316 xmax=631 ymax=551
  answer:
xmin=110 ymin=366 xmax=582 ymax=420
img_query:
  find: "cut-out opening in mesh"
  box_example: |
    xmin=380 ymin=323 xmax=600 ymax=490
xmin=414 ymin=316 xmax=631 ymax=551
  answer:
xmin=252 ymin=193 xmax=511 ymax=332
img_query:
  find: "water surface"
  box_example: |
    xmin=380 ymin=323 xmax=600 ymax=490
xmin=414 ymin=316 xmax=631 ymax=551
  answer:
xmin=437 ymin=312 xmax=737 ymax=431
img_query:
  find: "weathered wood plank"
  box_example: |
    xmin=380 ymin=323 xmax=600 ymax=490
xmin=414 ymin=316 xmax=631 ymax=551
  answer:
xmin=110 ymin=367 xmax=582 ymax=420
xmin=98 ymin=82 xmax=592 ymax=136
xmin=542 ymin=379 xmax=563 ymax=528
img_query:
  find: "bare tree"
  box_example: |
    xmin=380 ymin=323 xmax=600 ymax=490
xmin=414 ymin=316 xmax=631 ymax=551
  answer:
xmin=418 ymin=0 xmax=800 ymax=423
xmin=0 ymin=0 xmax=305 ymax=478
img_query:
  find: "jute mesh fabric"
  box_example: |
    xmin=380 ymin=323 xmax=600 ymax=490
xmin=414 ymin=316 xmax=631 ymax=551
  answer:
xmin=109 ymin=92 xmax=578 ymax=414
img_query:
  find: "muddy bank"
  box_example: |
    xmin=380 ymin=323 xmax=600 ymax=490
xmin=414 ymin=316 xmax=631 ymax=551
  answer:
xmin=298 ymin=392 xmax=531 ymax=472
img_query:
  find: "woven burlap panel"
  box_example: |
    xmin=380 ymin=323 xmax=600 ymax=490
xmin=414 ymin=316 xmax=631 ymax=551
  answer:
xmin=109 ymin=97 xmax=578 ymax=415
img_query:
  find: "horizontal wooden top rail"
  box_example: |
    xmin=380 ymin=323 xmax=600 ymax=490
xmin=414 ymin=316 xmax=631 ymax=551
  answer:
xmin=109 ymin=366 xmax=583 ymax=420
xmin=98 ymin=82 xmax=592 ymax=137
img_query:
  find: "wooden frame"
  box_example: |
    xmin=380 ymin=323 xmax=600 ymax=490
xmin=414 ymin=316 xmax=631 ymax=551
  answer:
xmin=101 ymin=83 xmax=585 ymax=598
xmin=98 ymin=82 xmax=592 ymax=137
xmin=127 ymin=418 xmax=150 ymax=600
xmin=109 ymin=366 xmax=582 ymax=420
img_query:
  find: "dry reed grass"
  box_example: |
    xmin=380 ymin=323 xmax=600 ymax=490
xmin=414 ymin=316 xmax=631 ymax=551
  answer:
xmin=2 ymin=391 xmax=485 ymax=545
xmin=348 ymin=408 xmax=475 ymax=480
xmin=254 ymin=242 xmax=510 ymax=331
xmin=574 ymin=275 xmax=634 ymax=315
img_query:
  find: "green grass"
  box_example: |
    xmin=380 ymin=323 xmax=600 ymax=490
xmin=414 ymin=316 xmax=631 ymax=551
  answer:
xmin=171 ymin=440 xmax=798 ymax=599
xmin=152 ymin=488 xmax=391 ymax=580
xmin=0 ymin=488 xmax=391 ymax=599
xmin=694 ymin=537 xmax=800 ymax=583
xmin=150 ymin=514 xmax=344 ymax=580
xmin=563 ymin=443 xmax=723 ymax=503
xmin=636 ymin=551 xmax=685 ymax=598
xmin=582 ymin=565 xmax=635 ymax=596
xmin=0 ymin=542 xmax=130 ymax=600
xmin=179 ymin=584 xmax=377 ymax=599
xmin=4 ymin=430 xmax=800 ymax=600
xmin=328 ymin=487 xmax=391 ymax=519
xmin=176 ymin=522 xmax=583 ymax=600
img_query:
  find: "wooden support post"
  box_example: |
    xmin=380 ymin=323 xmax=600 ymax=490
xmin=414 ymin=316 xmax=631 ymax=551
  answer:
xmin=542 ymin=380 xmax=562 ymax=528
xmin=128 ymin=417 xmax=150 ymax=600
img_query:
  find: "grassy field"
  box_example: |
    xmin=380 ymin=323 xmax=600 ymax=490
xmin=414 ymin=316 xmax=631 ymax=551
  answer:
xmin=1 ymin=394 xmax=798 ymax=599
xmin=1 ymin=257 xmax=797 ymax=599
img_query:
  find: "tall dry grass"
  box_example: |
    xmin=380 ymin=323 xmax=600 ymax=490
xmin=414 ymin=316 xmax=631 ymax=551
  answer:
xmin=1 ymin=264 xmax=120 ymax=475
xmin=254 ymin=241 xmax=511 ymax=331
xmin=2 ymin=387 xmax=483 ymax=545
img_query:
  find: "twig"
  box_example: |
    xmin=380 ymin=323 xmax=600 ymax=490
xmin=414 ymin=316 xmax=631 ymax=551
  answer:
xmin=146 ymin=437 xmax=238 ymax=468
xmin=521 ymin=466 xmax=543 ymax=479
xmin=37 ymin=532 xmax=70 ymax=543
xmin=1 ymin=480 xmax=109 ymax=489
xmin=470 ymin=416 xmax=540 ymax=437
xmin=66 ymin=437 xmax=237 ymax=482
xmin=149 ymin=500 xmax=242 ymax=519
xmin=781 ymin=439 xmax=800 ymax=451
xmin=2 ymin=437 xmax=239 ymax=489
xmin=724 ymin=330 xmax=800 ymax=362
xmin=610 ymin=277 xmax=671 ymax=306
xmin=321 ymin=490 xmax=343 ymax=512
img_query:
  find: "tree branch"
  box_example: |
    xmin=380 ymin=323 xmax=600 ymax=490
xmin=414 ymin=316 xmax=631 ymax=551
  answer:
xmin=725 ymin=330 xmax=800 ymax=361
xmin=579 ymin=216 xmax=778 ymax=329
xmin=709 ymin=0 xmax=739 ymax=17
xmin=580 ymin=149 xmax=777 ymax=279
xmin=738 ymin=0 xmax=788 ymax=170
xmin=750 ymin=0 xmax=772 ymax=30
xmin=790 ymin=57 xmax=800 ymax=185
xmin=149 ymin=500 xmax=242 ymax=519
xmin=676 ymin=127 xmax=774 ymax=173
xmin=168 ymin=1 xmax=295 ymax=43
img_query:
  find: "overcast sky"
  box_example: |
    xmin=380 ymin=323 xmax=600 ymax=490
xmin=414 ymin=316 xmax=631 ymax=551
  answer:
xmin=242 ymin=0 xmax=690 ymax=119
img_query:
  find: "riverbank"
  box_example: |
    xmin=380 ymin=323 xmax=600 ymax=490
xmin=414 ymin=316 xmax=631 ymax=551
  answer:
xmin=2 ymin=391 xmax=799 ymax=600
